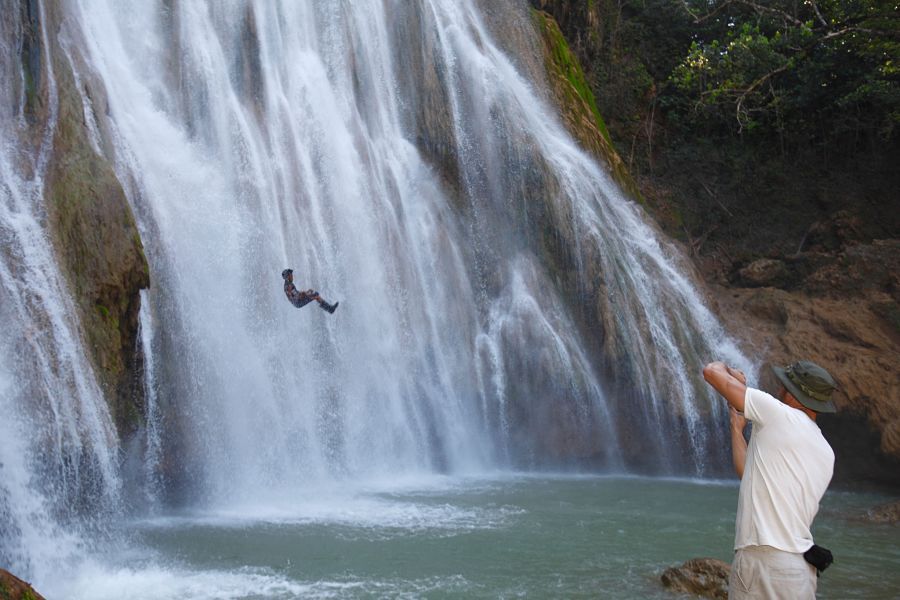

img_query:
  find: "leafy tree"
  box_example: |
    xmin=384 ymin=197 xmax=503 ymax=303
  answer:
xmin=668 ymin=0 xmax=900 ymax=150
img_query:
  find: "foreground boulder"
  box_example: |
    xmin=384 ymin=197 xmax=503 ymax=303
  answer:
xmin=863 ymin=500 xmax=900 ymax=524
xmin=661 ymin=557 xmax=730 ymax=599
xmin=0 ymin=569 xmax=46 ymax=600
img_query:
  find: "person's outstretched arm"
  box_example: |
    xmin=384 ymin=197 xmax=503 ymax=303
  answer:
xmin=730 ymin=407 xmax=747 ymax=478
xmin=702 ymin=361 xmax=748 ymax=413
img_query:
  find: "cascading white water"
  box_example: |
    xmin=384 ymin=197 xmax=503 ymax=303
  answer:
xmin=1 ymin=1 xmax=122 ymax=579
xmin=1 ymin=0 xmax=753 ymax=587
xmin=135 ymin=288 xmax=164 ymax=510
xmin=68 ymin=0 xmax=638 ymax=498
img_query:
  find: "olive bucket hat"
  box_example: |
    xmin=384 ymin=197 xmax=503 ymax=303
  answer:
xmin=772 ymin=360 xmax=838 ymax=413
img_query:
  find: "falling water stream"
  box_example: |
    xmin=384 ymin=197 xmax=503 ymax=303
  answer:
xmin=5 ymin=1 xmax=894 ymax=598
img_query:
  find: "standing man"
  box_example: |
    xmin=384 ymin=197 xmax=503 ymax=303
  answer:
xmin=282 ymin=268 xmax=339 ymax=314
xmin=703 ymin=360 xmax=837 ymax=599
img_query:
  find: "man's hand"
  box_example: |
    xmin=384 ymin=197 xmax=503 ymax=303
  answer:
xmin=726 ymin=366 xmax=747 ymax=385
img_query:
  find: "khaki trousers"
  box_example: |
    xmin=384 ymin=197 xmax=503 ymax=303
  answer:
xmin=729 ymin=545 xmax=817 ymax=599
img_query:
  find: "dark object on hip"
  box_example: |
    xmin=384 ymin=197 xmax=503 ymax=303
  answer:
xmin=803 ymin=544 xmax=833 ymax=575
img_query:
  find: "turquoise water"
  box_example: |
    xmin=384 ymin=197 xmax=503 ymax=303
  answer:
xmin=48 ymin=476 xmax=899 ymax=599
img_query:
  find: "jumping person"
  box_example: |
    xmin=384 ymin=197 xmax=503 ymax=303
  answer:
xmin=703 ymin=359 xmax=837 ymax=599
xmin=281 ymin=269 xmax=338 ymax=314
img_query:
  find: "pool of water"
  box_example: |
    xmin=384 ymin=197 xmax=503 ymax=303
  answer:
xmin=41 ymin=475 xmax=899 ymax=599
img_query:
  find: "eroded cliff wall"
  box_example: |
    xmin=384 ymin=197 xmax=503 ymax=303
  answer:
xmin=15 ymin=0 xmax=149 ymax=436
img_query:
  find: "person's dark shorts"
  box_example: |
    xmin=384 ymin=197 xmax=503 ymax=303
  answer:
xmin=292 ymin=296 xmax=315 ymax=308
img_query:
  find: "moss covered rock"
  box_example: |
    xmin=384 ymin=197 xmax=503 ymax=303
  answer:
xmin=31 ymin=2 xmax=150 ymax=436
xmin=0 ymin=569 xmax=46 ymax=600
xmin=532 ymin=9 xmax=641 ymax=202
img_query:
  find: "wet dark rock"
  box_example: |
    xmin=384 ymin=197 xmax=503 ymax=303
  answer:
xmin=236 ymin=4 xmax=264 ymax=110
xmin=0 ymin=569 xmax=46 ymax=600
xmin=801 ymin=240 xmax=900 ymax=299
xmin=391 ymin=3 xmax=462 ymax=208
xmin=802 ymin=210 xmax=866 ymax=253
xmin=741 ymin=289 xmax=789 ymax=325
xmin=660 ymin=557 xmax=730 ymax=599
xmin=863 ymin=500 xmax=900 ymax=524
xmin=737 ymin=258 xmax=790 ymax=288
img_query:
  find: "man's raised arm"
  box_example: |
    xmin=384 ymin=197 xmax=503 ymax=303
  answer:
xmin=702 ymin=361 xmax=748 ymax=413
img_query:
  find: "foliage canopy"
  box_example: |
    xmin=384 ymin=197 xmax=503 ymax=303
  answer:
xmin=667 ymin=0 xmax=900 ymax=149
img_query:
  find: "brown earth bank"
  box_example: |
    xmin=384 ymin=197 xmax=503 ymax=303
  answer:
xmin=531 ymin=3 xmax=900 ymax=489
xmin=0 ymin=569 xmax=46 ymax=600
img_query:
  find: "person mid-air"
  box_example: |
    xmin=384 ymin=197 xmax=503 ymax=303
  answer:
xmin=281 ymin=269 xmax=338 ymax=314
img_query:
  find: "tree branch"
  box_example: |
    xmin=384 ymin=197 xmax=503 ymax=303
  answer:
xmin=734 ymin=62 xmax=791 ymax=131
xmin=732 ymin=0 xmax=803 ymax=26
xmin=808 ymin=0 xmax=829 ymax=28
xmin=679 ymin=0 xmax=732 ymax=24
xmin=679 ymin=0 xmax=804 ymax=26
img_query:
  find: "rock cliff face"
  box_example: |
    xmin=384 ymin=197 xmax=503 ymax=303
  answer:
xmin=16 ymin=0 xmax=150 ymax=435
xmin=712 ymin=237 xmax=900 ymax=485
xmin=531 ymin=3 xmax=900 ymax=487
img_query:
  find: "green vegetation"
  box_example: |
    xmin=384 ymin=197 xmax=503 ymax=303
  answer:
xmin=535 ymin=0 xmax=899 ymax=266
xmin=669 ymin=0 xmax=899 ymax=148
xmin=540 ymin=10 xmax=613 ymax=145
xmin=532 ymin=9 xmax=643 ymax=201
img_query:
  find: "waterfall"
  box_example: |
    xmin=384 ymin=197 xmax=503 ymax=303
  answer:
xmin=1 ymin=0 xmax=751 ymax=584
xmin=135 ymin=288 xmax=164 ymax=510
xmin=1 ymin=1 xmax=122 ymax=579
